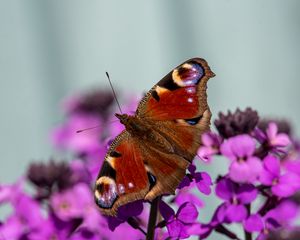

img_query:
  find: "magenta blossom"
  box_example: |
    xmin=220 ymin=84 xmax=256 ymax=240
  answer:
xmin=178 ymin=164 xmax=212 ymax=195
xmin=198 ymin=132 xmax=222 ymax=162
xmin=0 ymin=193 xmax=44 ymax=239
xmin=254 ymin=122 xmax=291 ymax=153
xmin=175 ymin=189 xmax=204 ymax=209
xmin=215 ymin=178 xmax=257 ymax=223
xmin=51 ymin=113 xmax=103 ymax=154
xmin=244 ymin=200 xmax=298 ymax=240
xmin=50 ymin=183 xmax=92 ymax=221
xmin=221 ymin=134 xmax=262 ymax=183
xmin=159 ymin=201 xmax=198 ymax=239
xmin=259 ymin=155 xmax=300 ymax=197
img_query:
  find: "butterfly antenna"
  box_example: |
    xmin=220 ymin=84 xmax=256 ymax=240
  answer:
xmin=76 ymin=125 xmax=101 ymax=133
xmin=106 ymin=72 xmax=123 ymax=114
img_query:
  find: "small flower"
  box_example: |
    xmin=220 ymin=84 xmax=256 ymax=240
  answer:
xmin=63 ymin=89 xmax=115 ymax=119
xmin=159 ymin=201 xmax=198 ymax=239
xmin=178 ymin=164 xmax=212 ymax=195
xmin=107 ymin=200 xmax=144 ymax=231
xmin=50 ymin=183 xmax=92 ymax=221
xmin=0 ymin=193 xmax=45 ymax=240
xmin=259 ymin=155 xmax=300 ymax=197
xmin=51 ymin=113 xmax=103 ymax=154
xmin=266 ymin=227 xmax=300 ymax=240
xmin=215 ymin=178 xmax=257 ymax=223
xmin=197 ymin=132 xmax=222 ymax=162
xmin=214 ymin=108 xmax=259 ymax=139
xmin=221 ymin=135 xmax=262 ymax=183
xmin=175 ymin=190 xmax=204 ymax=209
xmin=27 ymin=160 xmax=73 ymax=196
xmin=258 ymin=119 xmax=292 ymax=136
xmin=244 ymin=200 xmax=298 ymax=240
xmin=254 ymin=122 xmax=291 ymax=153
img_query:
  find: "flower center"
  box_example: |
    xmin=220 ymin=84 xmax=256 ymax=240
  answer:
xmin=60 ymin=201 xmax=70 ymax=210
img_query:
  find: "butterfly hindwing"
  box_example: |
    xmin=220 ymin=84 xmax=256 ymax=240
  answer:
xmin=95 ymin=131 xmax=149 ymax=216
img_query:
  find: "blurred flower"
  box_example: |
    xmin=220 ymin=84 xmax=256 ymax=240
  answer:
xmin=260 ymin=155 xmax=300 ymax=197
xmin=197 ymin=132 xmax=222 ymax=162
xmin=258 ymin=119 xmax=292 ymax=136
xmin=175 ymin=189 xmax=204 ymax=209
xmin=215 ymin=178 xmax=257 ymax=223
xmin=214 ymin=108 xmax=259 ymax=139
xmin=254 ymin=122 xmax=291 ymax=153
xmin=221 ymin=134 xmax=262 ymax=183
xmin=63 ymin=89 xmax=114 ymax=119
xmin=244 ymin=200 xmax=298 ymax=240
xmin=266 ymin=227 xmax=300 ymax=240
xmin=27 ymin=160 xmax=73 ymax=193
xmin=50 ymin=183 xmax=92 ymax=222
xmin=52 ymin=113 xmax=103 ymax=154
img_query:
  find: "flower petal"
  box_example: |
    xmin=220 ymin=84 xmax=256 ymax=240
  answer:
xmin=159 ymin=201 xmax=175 ymax=221
xmin=177 ymin=202 xmax=198 ymax=224
xmin=230 ymin=135 xmax=256 ymax=158
xmin=244 ymin=214 xmax=264 ymax=232
xmin=263 ymin=155 xmax=280 ymax=176
xmin=225 ymin=204 xmax=247 ymax=222
xmin=215 ymin=178 xmax=235 ymax=201
xmin=266 ymin=122 xmax=278 ymax=140
xmin=167 ymin=220 xmax=189 ymax=239
xmin=237 ymin=184 xmax=257 ymax=204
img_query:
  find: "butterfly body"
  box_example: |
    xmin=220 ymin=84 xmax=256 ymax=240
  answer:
xmin=95 ymin=58 xmax=215 ymax=216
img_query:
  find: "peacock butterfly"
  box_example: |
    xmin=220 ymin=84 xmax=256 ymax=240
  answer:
xmin=94 ymin=58 xmax=215 ymax=216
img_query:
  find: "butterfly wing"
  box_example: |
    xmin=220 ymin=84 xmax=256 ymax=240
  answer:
xmin=94 ymin=131 xmax=189 ymax=216
xmin=136 ymin=58 xmax=214 ymax=160
xmin=136 ymin=58 xmax=214 ymax=121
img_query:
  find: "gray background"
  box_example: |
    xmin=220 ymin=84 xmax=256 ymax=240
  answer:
xmin=0 ymin=1 xmax=299 ymax=236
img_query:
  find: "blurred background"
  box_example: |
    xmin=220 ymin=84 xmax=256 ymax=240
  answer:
xmin=0 ymin=0 xmax=299 ymax=209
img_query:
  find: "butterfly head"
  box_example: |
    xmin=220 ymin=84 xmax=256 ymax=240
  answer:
xmin=115 ymin=113 xmax=130 ymax=124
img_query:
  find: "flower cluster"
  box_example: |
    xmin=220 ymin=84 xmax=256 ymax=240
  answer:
xmin=1 ymin=88 xmax=300 ymax=240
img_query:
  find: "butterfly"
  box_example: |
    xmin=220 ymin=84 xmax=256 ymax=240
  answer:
xmin=94 ymin=58 xmax=215 ymax=216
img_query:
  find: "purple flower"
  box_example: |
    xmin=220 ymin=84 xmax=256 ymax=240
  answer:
xmin=244 ymin=200 xmax=298 ymax=240
xmin=62 ymin=89 xmax=115 ymax=118
xmin=51 ymin=113 xmax=103 ymax=154
xmin=175 ymin=190 xmax=204 ymax=209
xmin=221 ymin=134 xmax=262 ymax=183
xmin=0 ymin=193 xmax=45 ymax=239
xmin=197 ymin=132 xmax=222 ymax=162
xmin=179 ymin=164 xmax=212 ymax=195
xmin=50 ymin=183 xmax=92 ymax=221
xmin=254 ymin=122 xmax=291 ymax=153
xmin=0 ymin=180 xmax=23 ymax=204
xmin=107 ymin=200 xmax=144 ymax=231
xmin=259 ymin=155 xmax=300 ymax=197
xmin=215 ymin=178 xmax=257 ymax=223
xmin=159 ymin=201 xmax=198 ymax=239
xmin=214 ymin=108 xmax=259 ymax=138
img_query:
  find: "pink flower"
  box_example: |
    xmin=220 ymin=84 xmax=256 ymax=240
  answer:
xmin=259 ymin=155 xmax=300 ymax=197
xmin=221 ymin=135 xmax=262 ymax=183
xmin=197 ymin=132 xmax=222 ymax=162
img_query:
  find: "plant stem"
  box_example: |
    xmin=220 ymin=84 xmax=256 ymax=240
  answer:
xmin=244 ymin=204 xmax=252 ymax=240
xmin=215 ymin=225 xmax=241 ymax=240
xmin=146 ymin=197 xmax=160 ymax=240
